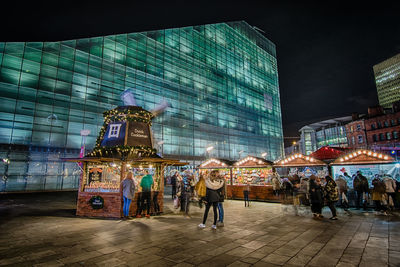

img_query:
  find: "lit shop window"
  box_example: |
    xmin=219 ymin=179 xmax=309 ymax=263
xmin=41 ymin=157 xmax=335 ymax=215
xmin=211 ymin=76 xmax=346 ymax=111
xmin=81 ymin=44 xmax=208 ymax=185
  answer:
xmin=108 ymin=124 xmax=122 ymax=138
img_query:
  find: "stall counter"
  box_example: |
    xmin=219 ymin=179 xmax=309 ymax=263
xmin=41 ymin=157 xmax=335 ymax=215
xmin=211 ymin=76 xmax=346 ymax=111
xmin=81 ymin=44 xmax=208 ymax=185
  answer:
xmin=227 ymin=184 xmax=280 ymax=202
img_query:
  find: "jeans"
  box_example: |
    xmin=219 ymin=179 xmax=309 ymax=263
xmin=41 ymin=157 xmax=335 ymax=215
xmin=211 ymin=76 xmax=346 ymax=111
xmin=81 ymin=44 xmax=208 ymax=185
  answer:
xmin=123 ymin=196 xmax=132 ymax=216
xmin=244 ymin=190 xmax=250 ymax=206
xmin=140 ymin=191 xmax=151 ymax=215
xmin=355 ymin=190 xmax=366 ymax=210
xmin=136 ymin=192 xmax=142 ymax=216
xmin=327 ymin=201 xmax=337 ymax=217
xmin=217 ymin=202 xmax=224 ymax=223
xmin=202 ymin=202 xmax=218 ymax=225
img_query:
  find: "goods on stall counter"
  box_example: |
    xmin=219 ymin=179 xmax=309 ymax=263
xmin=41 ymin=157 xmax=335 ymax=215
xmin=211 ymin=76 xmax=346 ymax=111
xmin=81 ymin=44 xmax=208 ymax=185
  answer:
xmin=84 ymin=181 xmax=119 ymax=192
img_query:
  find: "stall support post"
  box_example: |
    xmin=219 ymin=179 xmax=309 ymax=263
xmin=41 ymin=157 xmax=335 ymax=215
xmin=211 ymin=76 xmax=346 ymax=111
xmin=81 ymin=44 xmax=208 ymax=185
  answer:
xmin=230 ymin=168 xmax=233 ymax=186
xmin=160 ymin=163 xmax=165 ymax=192
xmin=120 ymin=162 xmax=126 ymax=192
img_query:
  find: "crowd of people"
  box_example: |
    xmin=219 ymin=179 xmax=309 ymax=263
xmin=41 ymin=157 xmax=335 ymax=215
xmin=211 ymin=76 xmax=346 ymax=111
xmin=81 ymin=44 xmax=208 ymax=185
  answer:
xmin=122 ymin=167 xmax=400 ymax=224
xmin=121 ymin=170 xmax=160 ymax=219
xmin=273 ymin=170 xmax=400 ymax=219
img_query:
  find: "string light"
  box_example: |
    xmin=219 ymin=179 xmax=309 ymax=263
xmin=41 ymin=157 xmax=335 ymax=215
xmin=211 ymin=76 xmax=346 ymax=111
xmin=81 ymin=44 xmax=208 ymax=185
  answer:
xmin=337 ymin=149 xmax=393 ymax=163
xmin=278 ymin=153 xmax=317 ymax=165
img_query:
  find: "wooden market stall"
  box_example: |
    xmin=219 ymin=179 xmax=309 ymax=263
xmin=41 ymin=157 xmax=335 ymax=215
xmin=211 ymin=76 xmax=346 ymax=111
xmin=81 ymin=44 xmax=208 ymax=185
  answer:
xmin=274 ymin=153 xmax=328 ymax=179
xmin=198 ymin=158 xmax=233 ymax=185
xmin=330 ymin=149 xmax=397 ymax=186
xmin=229 ymin=156 xmax=277 ymax=201
xmin=66 ymin=105 xmax=186 ymax=218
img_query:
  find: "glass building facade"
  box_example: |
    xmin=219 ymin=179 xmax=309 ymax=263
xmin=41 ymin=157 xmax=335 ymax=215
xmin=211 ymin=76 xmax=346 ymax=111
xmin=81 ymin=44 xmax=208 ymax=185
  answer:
xmin=0 ymin=21 xmax=284 ymax=192
xmin=374 ymin=53 xmax=400 ymax=109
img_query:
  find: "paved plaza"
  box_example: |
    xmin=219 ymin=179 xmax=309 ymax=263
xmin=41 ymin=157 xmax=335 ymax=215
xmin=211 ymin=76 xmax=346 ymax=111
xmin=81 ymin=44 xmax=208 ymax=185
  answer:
xmin=1 ymin=192 xmax=400 ymax=267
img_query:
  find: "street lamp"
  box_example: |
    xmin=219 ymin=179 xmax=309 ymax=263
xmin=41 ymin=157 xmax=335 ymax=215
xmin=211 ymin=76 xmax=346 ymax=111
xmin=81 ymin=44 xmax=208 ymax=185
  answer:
xmin=80 ymin=129 xmax=91 ymax=158
xmin=206 ymin=146 xmax=214 ymax=158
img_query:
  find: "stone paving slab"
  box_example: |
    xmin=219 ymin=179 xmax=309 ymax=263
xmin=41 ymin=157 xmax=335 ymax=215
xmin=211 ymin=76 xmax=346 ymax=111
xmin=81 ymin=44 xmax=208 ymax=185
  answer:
xmin=1 ymin=192 xmax=400 ymax=266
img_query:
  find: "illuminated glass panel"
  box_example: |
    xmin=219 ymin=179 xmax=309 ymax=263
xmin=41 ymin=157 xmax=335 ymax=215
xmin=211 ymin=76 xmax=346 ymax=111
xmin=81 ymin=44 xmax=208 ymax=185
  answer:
xmin=0 ymin=21 xmax=283 ymax=191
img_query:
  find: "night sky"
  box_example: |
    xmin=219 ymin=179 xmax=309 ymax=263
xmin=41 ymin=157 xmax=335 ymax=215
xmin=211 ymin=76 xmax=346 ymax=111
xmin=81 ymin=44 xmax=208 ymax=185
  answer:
xmin=2 ymin=1 xmax=400 ymax=141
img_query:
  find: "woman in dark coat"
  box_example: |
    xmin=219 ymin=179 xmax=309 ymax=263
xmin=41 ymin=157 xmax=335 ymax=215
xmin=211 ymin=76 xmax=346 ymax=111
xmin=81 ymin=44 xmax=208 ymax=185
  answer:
xmin=198 ymin=170 xmax=224 ymax=230
xmin=309 ymin=175 xmax=324 ymax=218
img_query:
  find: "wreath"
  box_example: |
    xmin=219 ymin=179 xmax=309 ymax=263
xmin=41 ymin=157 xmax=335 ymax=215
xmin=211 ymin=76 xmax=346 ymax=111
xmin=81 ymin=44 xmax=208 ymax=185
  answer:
xmin=89 ymin=195 xmax=104 ymax=209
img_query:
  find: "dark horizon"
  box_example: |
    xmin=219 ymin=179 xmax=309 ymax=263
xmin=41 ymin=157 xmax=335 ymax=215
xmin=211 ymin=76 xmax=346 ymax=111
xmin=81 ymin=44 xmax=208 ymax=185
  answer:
xmin=2 ymin=1 xmax=399 ymax=139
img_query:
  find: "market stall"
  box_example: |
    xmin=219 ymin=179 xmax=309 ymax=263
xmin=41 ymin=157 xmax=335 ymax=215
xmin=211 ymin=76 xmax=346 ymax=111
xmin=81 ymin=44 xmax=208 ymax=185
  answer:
xmin=198 ymin=158 xmax=233 ymax=185
xmin=67 ymin=105 xmax=186 ymax=218
xmin=274 ymin=153 xmax=328 ymax=179
xmin=229 ymin=156 xmax=277 ymax=201
xmin=330 ymin=149 xmax=397 ymax=188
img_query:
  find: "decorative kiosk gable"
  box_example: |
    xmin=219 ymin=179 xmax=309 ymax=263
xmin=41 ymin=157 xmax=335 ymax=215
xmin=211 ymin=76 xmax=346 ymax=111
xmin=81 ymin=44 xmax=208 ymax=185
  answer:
xmin=234 ymin=156 xmax=273 ymax=168
xmin=274 ymin=153 xmax=326 ymax=167
xmin=331 ymin=150 xmax=395 ymax=165
xmin=199 ymin=158 xmax=233 ymax=169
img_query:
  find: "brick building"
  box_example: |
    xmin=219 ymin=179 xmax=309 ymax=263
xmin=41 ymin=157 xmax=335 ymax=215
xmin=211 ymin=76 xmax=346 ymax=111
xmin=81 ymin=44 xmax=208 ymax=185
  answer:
xmin=364 ymin=103 xmax=400 ymax=153
xmin=345 ymin=114 xmax=367 ymax=149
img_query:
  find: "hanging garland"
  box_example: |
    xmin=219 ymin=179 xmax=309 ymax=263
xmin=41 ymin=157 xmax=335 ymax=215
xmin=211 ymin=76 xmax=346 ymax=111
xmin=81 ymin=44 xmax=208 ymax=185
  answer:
xmin=87 ymin=145 xmax=158 ymax=158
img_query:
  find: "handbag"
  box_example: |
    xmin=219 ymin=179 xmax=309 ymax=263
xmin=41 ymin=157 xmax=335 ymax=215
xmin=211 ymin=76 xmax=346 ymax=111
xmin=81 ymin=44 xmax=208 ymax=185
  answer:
xmin=173 ymin=196 xmax=180 ymax=209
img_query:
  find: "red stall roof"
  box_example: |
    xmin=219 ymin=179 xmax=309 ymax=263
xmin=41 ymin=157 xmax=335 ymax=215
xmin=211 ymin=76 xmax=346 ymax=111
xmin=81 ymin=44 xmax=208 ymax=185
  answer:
xmin=310 ymin=146 xmax=352 ymax=162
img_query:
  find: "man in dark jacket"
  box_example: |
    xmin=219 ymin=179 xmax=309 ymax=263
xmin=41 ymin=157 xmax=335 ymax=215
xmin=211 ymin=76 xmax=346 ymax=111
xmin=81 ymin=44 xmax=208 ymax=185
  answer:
xmin=353 ymin=171 xmax=369 ymax=210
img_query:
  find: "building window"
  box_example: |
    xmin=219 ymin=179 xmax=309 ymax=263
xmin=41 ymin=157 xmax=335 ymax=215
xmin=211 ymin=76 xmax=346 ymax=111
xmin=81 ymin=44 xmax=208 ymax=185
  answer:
xmin=352 ymin=136 xmax=355 ymax=145
xmin=394 ymin=131 xmax=399 ymax=139
xmin=350 ymin=126 xmax=353 ymax=132
xmin=384 ymin=121 xmax=389 ymax=127
xmin=358 ymin=135 xmax=363 ymax=144
xmin=108 ymin=124 xmax=122 ymax=138
xmin=378 ymin=122 xmax=382 ymax=128
xmin=356 ymin=124 xmax=361 ymax=131
xmin=371 ymin=123 xmax=376 ymax=130
xmin=379 ymin=133 xmax=385 ymax=141
xmin=373 ymin=134 xmax=378 ymax=142
xmin=387 ymin=132 xmax=391 ymax=140
xmin=391 ymin=119 xmax=395 ymax=126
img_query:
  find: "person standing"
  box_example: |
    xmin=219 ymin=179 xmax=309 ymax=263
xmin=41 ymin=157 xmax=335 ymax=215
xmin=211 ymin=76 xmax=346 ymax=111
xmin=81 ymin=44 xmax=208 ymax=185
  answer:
xmin=335 ymin=175 xmax=349 ymax=211
xmin=198 ymin=170 xmax=224 ymax=230
xmin=122 ymin=172 xmax=135 ymax=218
xmin=271 ymin=169 xmax=281 ymax=196
xmin=383 ymin=175 xmax=396 ymax=211
xmin=140 ymin=170 xmax=153 ymax=218
xmin=309 ymin=175 xmax=324 ymax=218
xmin=372 ymin=175 xmax=386 ymax=214
xmin=324 ymin=175 xmax=339 ymax=220
xmin=217 ymin=177 xmax=226 ymax=227
xmin=243 ymin=182 xmax=250 ymax=207
xmin=170 ymin=172 xmax=177 ymax=199
xmin=353 ymin=171 xmax=369 ymax=210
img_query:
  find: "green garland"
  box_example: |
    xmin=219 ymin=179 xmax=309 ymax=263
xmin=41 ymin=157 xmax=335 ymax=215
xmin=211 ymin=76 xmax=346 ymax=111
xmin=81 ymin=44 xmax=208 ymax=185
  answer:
xmin=87 ymin=145 xmax=158 ymax=158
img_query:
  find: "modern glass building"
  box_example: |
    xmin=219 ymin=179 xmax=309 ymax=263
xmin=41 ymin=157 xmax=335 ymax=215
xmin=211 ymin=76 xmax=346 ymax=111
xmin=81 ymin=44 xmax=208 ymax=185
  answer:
xmin=298 ymin=116 xmax=352 ymax=155
xmin=0 ymin=21 xmax=284 ymax=192
xmin=374 ymin=53 xmax=400 ymax=109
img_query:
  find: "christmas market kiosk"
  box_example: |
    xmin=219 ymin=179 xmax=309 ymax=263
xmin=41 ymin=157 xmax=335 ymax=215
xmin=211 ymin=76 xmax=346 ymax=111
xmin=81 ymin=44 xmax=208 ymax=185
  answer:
xmin=229 ymin=156 xmax=277 ymax=201
xmin=330 ymin=149 xmax=397 ymax=187
xmin=66 ymin=106 xmax=186 ymax=218
xmin=274 ymin=153 xmax=328 ymax=180
xmin=198 ymin=158 xmax=233 ymax=184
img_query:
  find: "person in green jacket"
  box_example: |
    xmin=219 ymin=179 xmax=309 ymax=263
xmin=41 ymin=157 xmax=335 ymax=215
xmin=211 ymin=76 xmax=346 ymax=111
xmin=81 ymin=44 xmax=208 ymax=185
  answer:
xmin=140 ymin=170 xmax=154 ymax=218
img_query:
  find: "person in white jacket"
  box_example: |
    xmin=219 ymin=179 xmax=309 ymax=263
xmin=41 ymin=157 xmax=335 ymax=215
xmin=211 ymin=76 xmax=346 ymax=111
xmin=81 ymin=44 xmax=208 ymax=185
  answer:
xmin=383 ymin=175 xmax=396 ymax=209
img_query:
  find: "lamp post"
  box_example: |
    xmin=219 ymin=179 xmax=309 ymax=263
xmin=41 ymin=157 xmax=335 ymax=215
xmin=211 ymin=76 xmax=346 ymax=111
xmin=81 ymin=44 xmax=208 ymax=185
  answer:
xmin=80 ymin=129 xmax=91 ymax=158
xmin=206 ymin=146 xmax=214 ymax=158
